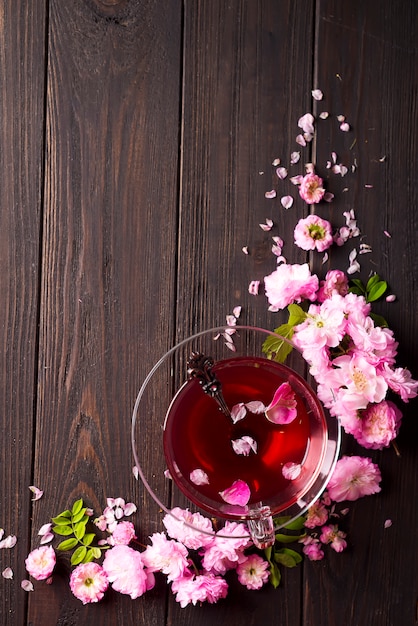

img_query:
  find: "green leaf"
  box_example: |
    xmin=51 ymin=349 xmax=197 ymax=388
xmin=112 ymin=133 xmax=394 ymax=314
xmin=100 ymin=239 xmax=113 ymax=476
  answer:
xmin=52 ymin=524 xmax=74 ymax=536
xmin=71 ymin=546 xmax=87 ymax=566
xmin=274 ymin=548 xmax=300 ymax=568
xmin=369 ymin=312 xmax=388 ymax=328
xmin=83 ymin=549 xmax=96 ymax=564
xmin=275 ymin=533 xmax=305 ymax=544
xmin=273 ymin=515 xmax=291 ymax=526
xmin=72 ymin=508 xmax=87 ymax=524
xmin=54 ymin=509 xmax=72 ymax=519
xmin=282 ymin=548 xmax=303 ymax=565
xmin=287 ymin=303 xmax=307 ymax=326
xmin=90 ymin=547 xmax=102 ymax=560
xmin=262 ymin=325 xmax=294 ymax=363
xmin=74 ymin=522 xmax=86 ymax=541
xmin=366 ymin=274 xmax=380 ymax=290
xmin=269 ymin=561 xmax=282 ymax=588
xmin=82 ymin=533 xmax=96 ymax=547
xmin=367 ymin=280 xmax=387 ymax=302
xmin=283 ymin=516 xmax=306 ymax=531
xmin=51 ymin=515 xmax=72 ymax=526
xmin=57 ymin=537 xmax=78 ymax=551
xmin=71 ymin=499 xmax=84 ymax=517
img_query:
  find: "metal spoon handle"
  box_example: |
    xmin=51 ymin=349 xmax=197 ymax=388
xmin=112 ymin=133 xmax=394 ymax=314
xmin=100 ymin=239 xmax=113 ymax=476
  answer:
xmin=187 ymin=352 xmax=231 ymax=418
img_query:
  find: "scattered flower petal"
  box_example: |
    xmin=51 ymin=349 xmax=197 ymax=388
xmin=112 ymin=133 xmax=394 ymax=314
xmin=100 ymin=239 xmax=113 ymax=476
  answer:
xmin=248 ymin=280 xmax=260 ymax=295
xmin=264 ymin=189 xmax=276 ymax=199
xmin=2 ymin=567 xmax=13 ymax=579
xmin=190 ymin=469 xmax=210 ymax=486
xmin=280 ymin=195 xmax=293 ymax=209
xmin=231 ymin=403 xmax=247 ymax=423
xmin=132 ymin=466 xmax=139 ymax=480
xmin=0 ymin=535 xmax=17 ymax=549
xmin=296 ymin=134 xmax=306 ymax=146
xmin=232 ymin=306 xmax=241 ymax=319
xmin=265 ymin=382 xmax=297 ymax=424
xmin=276 ymin=166 xmax=288 ymax=180
xmin=311 ymin=89 xmax=323 ymax=101
xmin=282 ymin=462 xmax=302 ymax=480
xmin=337 ymin=115 xmax=345 ymax=122
xmin=21 ymin=579 xmax=34 ymax=592
xmin=38 ymin=523 xmax=52 ymax=537
xmin=231 ymin=436 xmax=257 ymax=456
xmin=259 ymin=218 xmax=273 ymax=231
xmin=383 ymin=230 xmax=392 ymax=238
xmin=219 ymin=480 xmax=251 ymax=507
xmin=384 ymin=519 xmax=393 ymax=528
xmin=164 ymin=469 xmax=172 ymax=480
xmin=272 ymin=157 xmax=281 ymax=166
xmin=242 ymin=246 xmax=249 ymax=255
xmin=245 ymin=400 xmax=265 ymax=414
xmin=386 ymin=294 xmax=396 ymax=302
xmin=40 ymin=533 xmax=54 ymax=545
xmin=298 ymin=113 xmax=315 ymax=135
xmin=319 ymin=111 xmax=329 ymax=119
xmin=29 ymin=486 xmax=43 ymax=501
xmin=290 ymin=151 xmax=300 ymax=164
xmin=340 ymin=122 xmax=350 ymax=132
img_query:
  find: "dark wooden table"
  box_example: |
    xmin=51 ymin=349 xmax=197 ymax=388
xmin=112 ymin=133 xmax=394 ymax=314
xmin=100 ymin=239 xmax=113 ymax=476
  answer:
xmin=0 ymin=1 xmax=417 ymax=624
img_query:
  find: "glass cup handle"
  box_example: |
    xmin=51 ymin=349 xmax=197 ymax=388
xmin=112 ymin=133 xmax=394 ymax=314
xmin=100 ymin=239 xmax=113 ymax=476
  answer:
xmin=247 ymin=505 xmax=275 ymax=549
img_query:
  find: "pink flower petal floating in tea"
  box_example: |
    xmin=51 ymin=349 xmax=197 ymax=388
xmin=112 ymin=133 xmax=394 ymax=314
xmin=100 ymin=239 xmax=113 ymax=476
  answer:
xmin=231 ymin=402 xmax=247 ymax=424
xmin=231 ymin=436 xmax=258 ymax=456
xmin=244 ymin=400 xmax=265 ymax=414
xmin=219 ymin=480 xmax=251 ymax=507
xmin=264 ymin=382 xmax=297 ymax=424
xmin=190 ymin=469 xmax=210 ymax=486
xmin=282 ymin=462 xmax=302 ymax=480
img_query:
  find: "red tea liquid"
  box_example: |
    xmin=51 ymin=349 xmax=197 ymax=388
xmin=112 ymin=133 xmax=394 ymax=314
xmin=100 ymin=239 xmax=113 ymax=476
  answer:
xmin=163 ymin=356 xmax=327 ymax=518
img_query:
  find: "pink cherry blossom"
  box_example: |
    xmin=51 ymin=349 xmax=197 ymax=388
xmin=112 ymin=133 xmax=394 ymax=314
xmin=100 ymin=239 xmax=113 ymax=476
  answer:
xmin=109 ymin=521 xmax=137 ymax=546
xmin=294 ymin=214 xmax=333 ymax=252
xmin=163 ymin=508 xmax=215 ymax=549
xmin=292 ymin=299 xmax=346 ymax=350
xmin=236 ymin=554 xmax=270 ymax=590
xmin=300 ymin=536 xmax=324 ymax=561
xmin=304 ymin=499 xmax=329 ymax=529
xmin=356 ymin=400 xmax=402 ymax=449
xmin=171 ymin=572 xmax=228 ymax=607
xmin=264 ymin=382 xmax=297 ymax=424
xmin=264 ymin=262 xmax=319 ymax=311
xmin=382 ymin=364 xmax=418 ymax=401
xmin=103 ymin=544 xmax=154 ymax=598
xmin=219 ymin=480 xmax=251 ymax=507
xmin=25 ymin=546 xmax=56 ymax=581
xmin=320 ymin=524 xmax=347 ymax=552
xmin=200 ymin=521 xmax=251 ymax=575
xmin=327 ymin=456 xmax=382 ymax=502
xmin=317 ymin=269 xmax=349 ymax=302
xmin=142 ymin=532 xmax=188 ymax=582
xmin=298 ymin=173 xmax=325 ymax=204
xmin=69 ymin=562 xmax=109 ymax=604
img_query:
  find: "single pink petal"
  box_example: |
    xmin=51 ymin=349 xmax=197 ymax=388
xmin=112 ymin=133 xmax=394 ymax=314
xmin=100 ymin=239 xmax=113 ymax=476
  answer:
xmin=132 ymin=466 xmax=139 ymax=480
xmin=0 ymin=535 xmax=17 ymax=549
xmin=384 ymin=519 xmax=393 ymax=529
xmin=340 ymin=122 xmax=350 ymax=132
xmin=383 ymin=230 xmax=392 ymax=238
xmin=265 ymin=382 xmax=297 ymax=425
xmin=280 ymin=195 xmax=293 ymax=209
xmin=324 ymin=192 xmax=334 ymax=202
xmin=248 ymin=280 xmax=260 ymax=296
xmin=337 ymin=115 xmax=345 ymax=122
xmin=190 ymin=469 xmax=210 ymax=486
xmin=272 ymin=157 xmax=281 ymax=166
xmin=219 ymin=480 xmax=251 ymax=507
xmin=242 ymin=246 xmax=249 ymax=255
xmin=311 ymin=89 xmax=323 ymax=101
xmin=276 ymin=166 xmax=288 ymax=180
xmin=38 ymin=523 xmax=52 ymax=536
xmin=231 ymin=403 xmax=247 ymax=423
xmin=282 ymin=462 xmax=302 ymax=480
xmin=226 ymin=314 xmax=237 ymax=327
xmin=264 ymin=189 xmax=277 ymax=199
xmin=245 ymin=400 xmax=266 ymax=414
xmin=40 ymin=533 xmax=54 ymax=545
xmin=290 ymin=151 xmax=300 ymax=164
xmin=290 ymin=174 xmax=303 ymax=185
xmin=123 ymin=502 xmax=137 ymax=516
xmin=296 ymin=134 xmax=306 ymax=146
xmin=232 ymin=306 xmax=242 ymax=319
xmin=319 ymin=111 xmax=329 ymax=119
xmin=164 ymin=469 xmax=172 ymax=479
xmin=21 ymin=579 xmax=34 ymax=592
xmin=386 ymin=294 xmax=396 ymax=302
xmin=29 ymin=486 xmax=43 ymax=501
xmin=2 ymin=567 xmax=13 ymax=579
xmin=298 ymin=113 xmax=315 ymax=134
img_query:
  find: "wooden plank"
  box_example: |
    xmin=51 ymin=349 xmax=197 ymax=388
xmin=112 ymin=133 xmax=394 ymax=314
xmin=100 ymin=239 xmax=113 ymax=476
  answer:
xmin=0 ymin=2 xmax=47 ymax=625
xmin=169 ymin=1 xmax=315 ymax=623
xmin=303 ymin=2 xmax=418 ymax=625
xmin=28 ymin=1 xmax=182 ymax=623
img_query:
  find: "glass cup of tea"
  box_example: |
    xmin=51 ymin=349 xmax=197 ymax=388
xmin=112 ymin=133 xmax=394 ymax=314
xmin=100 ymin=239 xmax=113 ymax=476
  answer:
xmin=131 ymin=326 xmax=341 ymax=549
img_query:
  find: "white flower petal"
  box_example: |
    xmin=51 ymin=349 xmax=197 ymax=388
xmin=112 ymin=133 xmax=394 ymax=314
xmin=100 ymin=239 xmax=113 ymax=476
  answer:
xmin=29 ymin=486 xmax=43 ymax=501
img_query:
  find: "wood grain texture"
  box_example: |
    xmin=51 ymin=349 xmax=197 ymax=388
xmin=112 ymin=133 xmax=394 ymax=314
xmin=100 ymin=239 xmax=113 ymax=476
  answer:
xmin=0 ymin=2 xmax=47 ymax=624
xmin=28 ymin=0 xmax=182 ymax=623
xmin=304 ymin=2 xmax=418 ymax=626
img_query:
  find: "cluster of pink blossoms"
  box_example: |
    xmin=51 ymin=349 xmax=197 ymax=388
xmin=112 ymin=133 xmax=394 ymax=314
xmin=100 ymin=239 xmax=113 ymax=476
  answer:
xmin=264 ymin=266 xmax=418 ymax=449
